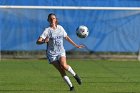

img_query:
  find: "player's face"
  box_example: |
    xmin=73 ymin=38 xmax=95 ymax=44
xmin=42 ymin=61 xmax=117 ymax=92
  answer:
xmin=49 ymin=15 xmax=57 ymax=24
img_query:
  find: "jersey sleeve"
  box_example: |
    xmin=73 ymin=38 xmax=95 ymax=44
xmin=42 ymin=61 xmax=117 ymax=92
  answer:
xmin=60 ymin=26 xmax=67 ymax=37
xmin=40 ymin=28 xmax=49 ymax=39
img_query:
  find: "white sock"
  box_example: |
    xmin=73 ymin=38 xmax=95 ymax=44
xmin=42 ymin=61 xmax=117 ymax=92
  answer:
xmin=67 ymin=66 xmax=76 ymax=76
xmin=63 ymin=76 xmax=73 ymax=87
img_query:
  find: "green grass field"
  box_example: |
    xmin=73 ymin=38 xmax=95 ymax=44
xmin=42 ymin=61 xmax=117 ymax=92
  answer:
xmin=0 ymin=59 xmax=140 ymax=93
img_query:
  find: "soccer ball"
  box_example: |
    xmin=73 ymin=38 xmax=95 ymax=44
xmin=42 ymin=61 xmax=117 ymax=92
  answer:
xmin=76 ymin=25 xmax=89 ymax=38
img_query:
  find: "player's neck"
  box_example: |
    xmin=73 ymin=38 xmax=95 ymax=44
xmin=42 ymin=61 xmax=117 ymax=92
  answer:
xmin=50 ymin=24 xmax=57 ymax=30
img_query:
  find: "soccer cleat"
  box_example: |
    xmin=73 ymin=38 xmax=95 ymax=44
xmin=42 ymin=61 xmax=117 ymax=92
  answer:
xmin=74 ymin=74 xmax=82 ymax=85
xmin=70 ymin=86 xmax=74 ymax=91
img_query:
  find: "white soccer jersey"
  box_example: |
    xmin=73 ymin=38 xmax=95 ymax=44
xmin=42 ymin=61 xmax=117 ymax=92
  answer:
xmin=40 ymin=25 xmax=67 ymax=57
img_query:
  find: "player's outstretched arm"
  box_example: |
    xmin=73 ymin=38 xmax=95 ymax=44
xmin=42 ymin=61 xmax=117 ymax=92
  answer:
xmin=36 ymin=37 xmax=49 ymax=45
xmin=65 ymin=36 xmax=85 ymax=48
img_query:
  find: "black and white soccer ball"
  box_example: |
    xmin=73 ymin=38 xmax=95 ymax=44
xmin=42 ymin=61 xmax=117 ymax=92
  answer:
xmin=76 ymin=25 xmax=89 ymax=38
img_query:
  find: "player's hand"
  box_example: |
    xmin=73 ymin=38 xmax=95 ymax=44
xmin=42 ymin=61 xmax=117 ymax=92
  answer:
xmin=76 ymin=45 xmax=85 ymax=48
xmin=44 ymin=37 xmax=49 ymax=43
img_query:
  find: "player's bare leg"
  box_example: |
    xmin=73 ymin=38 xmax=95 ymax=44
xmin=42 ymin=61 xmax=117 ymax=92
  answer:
xmin=59 ymin=57 xmax=82 ymax=85
xmin=52 ymin=61 xmax=74 ymax=91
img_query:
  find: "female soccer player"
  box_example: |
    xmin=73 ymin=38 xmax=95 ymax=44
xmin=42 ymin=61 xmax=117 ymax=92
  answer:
xmin=36 ymin=13 xmax=84 ymax=91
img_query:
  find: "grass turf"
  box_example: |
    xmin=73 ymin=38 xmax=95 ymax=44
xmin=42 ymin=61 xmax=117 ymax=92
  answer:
xmin=0 ymin=59 xmax=140 ymax=93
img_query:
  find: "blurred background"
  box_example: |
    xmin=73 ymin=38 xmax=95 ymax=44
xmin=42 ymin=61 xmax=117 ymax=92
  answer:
xmin=0 ymin=0 xmax=140 ymax=60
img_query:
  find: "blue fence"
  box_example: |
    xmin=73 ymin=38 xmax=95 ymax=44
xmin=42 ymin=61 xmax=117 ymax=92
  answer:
xmin=0 ymin=0 xmax=140 ymax=52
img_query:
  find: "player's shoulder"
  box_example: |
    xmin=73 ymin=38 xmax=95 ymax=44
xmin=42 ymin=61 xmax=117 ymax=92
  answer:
xmin=57 ymin=25 xmax=64 ymax=29
xmin=43 ymin=27 xmax=51 ymax=33
xmin=44 ymin=27 xmax=50 ymax=30
xmin=57 ymin=25 xmax=65 ymax=32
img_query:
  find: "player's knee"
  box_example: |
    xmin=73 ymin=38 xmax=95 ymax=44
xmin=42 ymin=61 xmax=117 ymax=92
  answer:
xmin=61 ymin=64 xmax=69 ymax=70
